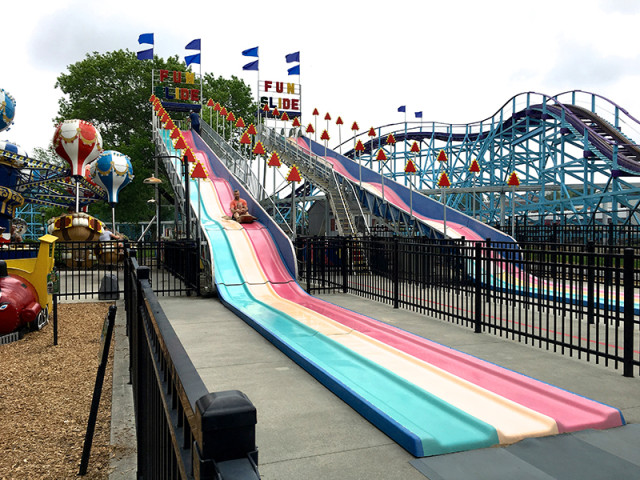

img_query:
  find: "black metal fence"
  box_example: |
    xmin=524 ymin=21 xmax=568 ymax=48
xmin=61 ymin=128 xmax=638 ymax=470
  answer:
xmin=53 ymin=240 xmax=200 ymax=300
xmin=496 ymin=222 xmax=640 ymax=246
xmin=296 ymin=236 xmax=639 ymax=377
xmin=124 ymin=249 xmax=260 ymax=479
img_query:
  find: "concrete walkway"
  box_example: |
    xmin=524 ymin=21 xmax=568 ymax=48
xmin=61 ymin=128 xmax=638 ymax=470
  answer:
xmin=156 ymin=292 xmax=640 ymax=479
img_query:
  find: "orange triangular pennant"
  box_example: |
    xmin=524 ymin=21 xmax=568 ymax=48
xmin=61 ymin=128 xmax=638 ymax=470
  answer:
xmin=253 ymin=141 xmax=266 ymax=155
xmin=174 ymin=136 xmax=187 ymax=150
xmin=240 ymin=131 xmax=251 ymax=145
xmin=268 ymin=152 xmax=282 ymax=167
xmin=437 ymin=172 xmax=451 ymax=188
xmin=375 ymin=149 xmax=387 ymax=161
xmin=191 ymin=162 xmax=207 ymax=179
xmin=405 ymin=159 xmax=417 ymax=174
xmin=184 ymin=148 xmax=196 ymax=163
xmin=287 ymin=165 xmax=302 ymax=182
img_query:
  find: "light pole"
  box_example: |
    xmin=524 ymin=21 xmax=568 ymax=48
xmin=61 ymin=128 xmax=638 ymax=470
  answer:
xmin=143 ymin=174 xmax=163 ymax=241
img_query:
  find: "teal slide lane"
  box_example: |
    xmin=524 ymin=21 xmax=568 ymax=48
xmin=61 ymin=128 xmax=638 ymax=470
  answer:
xmin=165 ymin=130 xmax=502 ymax=457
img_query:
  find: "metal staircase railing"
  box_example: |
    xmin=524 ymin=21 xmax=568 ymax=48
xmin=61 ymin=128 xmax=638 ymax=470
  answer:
xmin=198 ymin=121 xmax=293 ymax=235
xmin=259 ymin=125 xmax=360 ymax=237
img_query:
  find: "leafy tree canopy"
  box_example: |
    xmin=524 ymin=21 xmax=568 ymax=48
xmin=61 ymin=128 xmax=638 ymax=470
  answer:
xmin=54 ymin=49 xmax=257 ymax=224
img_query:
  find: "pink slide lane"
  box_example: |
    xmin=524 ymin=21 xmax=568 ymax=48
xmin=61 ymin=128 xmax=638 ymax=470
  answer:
xmin=243 ymin=221 xmax=624 ymax=433
xmin=293 ymin=137 xmax=484 ymax=240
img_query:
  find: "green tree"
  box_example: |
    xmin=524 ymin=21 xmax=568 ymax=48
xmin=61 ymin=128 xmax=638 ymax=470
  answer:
xmin=54 ymin=49 xmax=256 ymax=224
xmin=202 ymin=72 xmax=257 ymax=134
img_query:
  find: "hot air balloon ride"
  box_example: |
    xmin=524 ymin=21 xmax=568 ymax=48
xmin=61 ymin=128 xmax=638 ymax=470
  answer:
xmin=90 ymin=150 xmax=134 ymax=264
xmin=47 ymin=120 xmax=105 ymax=250
xmin=90 ymin=150 xmax=134 ymax=207
xmin=52 ymin=119 xmax=103 ymax=211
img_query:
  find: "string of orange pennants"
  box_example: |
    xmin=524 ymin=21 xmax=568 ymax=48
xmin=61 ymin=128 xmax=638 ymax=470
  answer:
xmin=151 ymin=93 xmax=521 ymax=199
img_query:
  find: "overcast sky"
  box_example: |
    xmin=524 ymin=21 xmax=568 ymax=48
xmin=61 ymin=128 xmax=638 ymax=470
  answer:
xmin=3 ymin=0 xmax=640 ymax=155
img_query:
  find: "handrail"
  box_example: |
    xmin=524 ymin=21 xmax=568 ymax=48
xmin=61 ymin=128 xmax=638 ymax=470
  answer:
xmin=260 ymin=125 xmax=360 ymax=236
xmin=344 ymin=179 xmax=371 ymax=236
xmin=331 ymin=170 xmax=356 ymax=235
xmin=200 ymin=121 xmax=293 ymax=234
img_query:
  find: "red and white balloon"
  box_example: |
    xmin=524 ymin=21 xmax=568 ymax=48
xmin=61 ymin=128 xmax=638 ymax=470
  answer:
xmin=52 ymin=119 xmax=103 ymax=177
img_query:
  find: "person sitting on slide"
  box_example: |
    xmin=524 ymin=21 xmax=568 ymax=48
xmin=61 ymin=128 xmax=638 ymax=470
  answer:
xmin=230 ymin=189 xmax=250 ymax=221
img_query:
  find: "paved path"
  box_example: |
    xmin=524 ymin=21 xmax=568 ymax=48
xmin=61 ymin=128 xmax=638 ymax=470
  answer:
xmin=156 ymin=292 xmax=640 ymax=479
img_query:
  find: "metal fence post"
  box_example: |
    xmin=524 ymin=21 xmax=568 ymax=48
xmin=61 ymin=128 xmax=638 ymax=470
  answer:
xmin=623 ymin=248 xmax=635 ymax=378
xmin=474 ymin=242 xmax=483 ymax=333
xmin=587 ymin=241 xmax=595 ymax=325
xmin=393 ymin=236 xmax=399 ymax=309
xmin=193 ymin=391 xmax=259 ymax=480
xmin=342 ymin=237 xmax=348 ymax=293
xmin=306 ymin=238 xmax=312 ymax=294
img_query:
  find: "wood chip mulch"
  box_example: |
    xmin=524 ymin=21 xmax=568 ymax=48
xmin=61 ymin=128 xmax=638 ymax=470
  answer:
xmin=0 ymin=302 xmax=115 ymax=480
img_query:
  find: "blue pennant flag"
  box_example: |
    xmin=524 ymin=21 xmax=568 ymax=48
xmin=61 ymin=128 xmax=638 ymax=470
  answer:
xmin=285 ymin=51 xmax=300 ymax=63
xmin=137 ymin=48 xmax=153 ymax=60
xmin=415 ymin=111 xmax=423 ymax=118
xmin=242 ymin=46 xmax=259 ymax=57
xmin=287 ymin=64 xmax=300 ymax=75
xmin=398 ymin=105 xmax=406 ymax=113
xmin=243 ymin=60 xmax=259 ymax=71
xmin=138 ymin=33 xmax=154 ymax=45
xmin=185 ymin=39 xmax=201 ymax=50
xmin=185 ymin=53 xmax=201 ymax=66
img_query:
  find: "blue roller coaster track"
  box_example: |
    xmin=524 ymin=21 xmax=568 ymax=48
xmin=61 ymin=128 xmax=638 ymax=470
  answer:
xmin=336 ymin=90 xmax=640 ymax=227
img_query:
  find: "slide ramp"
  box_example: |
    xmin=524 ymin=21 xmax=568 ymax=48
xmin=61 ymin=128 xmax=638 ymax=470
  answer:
xmin=157 ymin=126 xmax=624 ymax=457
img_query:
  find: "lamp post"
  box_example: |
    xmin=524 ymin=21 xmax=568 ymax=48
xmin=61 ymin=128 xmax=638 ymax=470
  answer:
xmin=143 ymin=174 xmax=163 ymax=241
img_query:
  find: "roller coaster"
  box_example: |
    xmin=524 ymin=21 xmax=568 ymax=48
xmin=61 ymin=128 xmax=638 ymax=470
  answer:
xmin=331 ymin=90 xmax=640 ymax=229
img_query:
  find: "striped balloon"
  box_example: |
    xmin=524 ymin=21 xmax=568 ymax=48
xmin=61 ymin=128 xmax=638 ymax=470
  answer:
xmin=52 ymin=119 xmax=103 ymax=176
xmin=0 ymin=89 xmax=16 ymax=132
xmin=90 ymin=150 xmax=134 ymax=205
